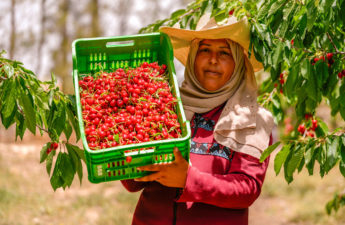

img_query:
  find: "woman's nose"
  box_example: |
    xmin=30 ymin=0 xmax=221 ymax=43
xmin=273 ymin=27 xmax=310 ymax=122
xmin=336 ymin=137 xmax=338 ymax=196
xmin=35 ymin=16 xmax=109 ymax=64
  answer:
xmin=209 ymin=52 xmax=218 ymax=64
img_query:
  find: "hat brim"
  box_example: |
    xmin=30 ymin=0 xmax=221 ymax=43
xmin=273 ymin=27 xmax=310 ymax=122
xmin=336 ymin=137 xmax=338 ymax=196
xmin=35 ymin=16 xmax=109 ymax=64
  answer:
xmin=160 ymin=18 xmax=263 ymax=72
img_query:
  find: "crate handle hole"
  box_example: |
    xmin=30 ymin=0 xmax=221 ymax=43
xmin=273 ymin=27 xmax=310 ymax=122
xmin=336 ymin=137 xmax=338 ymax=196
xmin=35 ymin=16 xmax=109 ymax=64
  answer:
xmin=106 ymin=40 xmax=134 ymax=48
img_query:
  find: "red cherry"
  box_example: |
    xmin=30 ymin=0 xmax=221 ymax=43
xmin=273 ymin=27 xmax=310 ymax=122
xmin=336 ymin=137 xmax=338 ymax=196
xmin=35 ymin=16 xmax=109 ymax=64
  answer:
xmin=229 ymin=9 xmax=234 ymax=16
xmin=307 ymin=131 xmax=315 ymax=138
xmin=280 ymin=78 xmax=285 ymax=85
xmin=338 ymin=72 xmax=343 ymax=79
xmin=311 ymin=119 xmax=318 ymax=130
xmin=327 ymin=53 xmax=333 ymax=61
xmin=297 ymin=124 xmax=306 ymax=134
xmin=304 ymin=114 xmax=312 ymax=120
xmin=52 ymin=142 xmax=59 ymax=150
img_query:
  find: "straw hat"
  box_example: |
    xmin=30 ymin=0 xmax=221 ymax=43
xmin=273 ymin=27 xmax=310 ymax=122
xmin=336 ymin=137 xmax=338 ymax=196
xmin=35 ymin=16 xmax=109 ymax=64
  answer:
xmin=160 ymin=14 xmax=263 ymax=72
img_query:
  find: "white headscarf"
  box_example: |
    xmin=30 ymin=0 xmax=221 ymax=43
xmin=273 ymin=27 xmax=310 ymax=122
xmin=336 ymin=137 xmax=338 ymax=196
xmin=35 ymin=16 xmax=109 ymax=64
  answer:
xmin=180 ymin=39 xmax=274 ymax=159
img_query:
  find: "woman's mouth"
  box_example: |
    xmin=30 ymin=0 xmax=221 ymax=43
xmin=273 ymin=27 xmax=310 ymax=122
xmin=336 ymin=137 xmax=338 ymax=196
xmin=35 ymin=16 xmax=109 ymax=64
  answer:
xmin=204 ymin=70 xmax=221 ymax=76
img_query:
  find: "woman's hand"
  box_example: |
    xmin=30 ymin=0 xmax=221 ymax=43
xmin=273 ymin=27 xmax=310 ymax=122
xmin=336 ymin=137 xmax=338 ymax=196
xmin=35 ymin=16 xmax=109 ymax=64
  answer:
xmin=134 ymin=147 xmax=189 ymax=188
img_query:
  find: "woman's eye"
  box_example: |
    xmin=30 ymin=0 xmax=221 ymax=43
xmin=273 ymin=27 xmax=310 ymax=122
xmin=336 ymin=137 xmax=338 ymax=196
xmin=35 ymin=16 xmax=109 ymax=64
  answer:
xmin=199 ymin=48 xmax=210 ymax=53
xmin=220 ymin=51 xmax=230 ymax=56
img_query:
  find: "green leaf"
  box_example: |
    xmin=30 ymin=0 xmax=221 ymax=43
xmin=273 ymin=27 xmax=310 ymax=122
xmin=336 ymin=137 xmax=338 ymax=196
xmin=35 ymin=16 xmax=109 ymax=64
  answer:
xmin=66 ymin=143 xmax=83 ymax=185
xmin=278 ymin=19 xmax=289 ymax=37
xmin=214 ymin=10 xmax=229 ymax=24
xmin=274 ymin=143 xmax=291 ymax=175
xmin=50 ymin=73 xmax=57 ymax=88
xmin=46 ymin=149 xmax=56 ymax=175
xmin=306 ymin=1 xmax=318 ymax=31
xmin=285 ymin=65 xmax=298 ymax=101
xmin=66 ymin=102 xmax=80 ymax=141
xmin=340 ymin=106 xmax=345 ymax=121
xmin=271 ymin=92 xmax=281 ymax=109
xmin=257 ymin=1 xmax=273 ymax=20
xmin=318 ymin=143 xmax=327 ymax=177
xmin=268 ymin=0 xmax=286 ymax=17
xmin=325 ymin=0 xmax=336 ymax=10
xmin=284 ymin=143 xmax=304 ymax=183
xmin=68 ymin=143 xmax=86 ymax=162
xmin=340 ymin=136 xmax=345 ymax=162
xmin=49 ymin=152 xmax=64 ymax=191
xmin=326 ymin=196 xmax=335 ymax=215
xmin=4 ymin=64 xmax=14 ymax=78
xmin=50 ymin=152 xmax=75 ymax=190
xmin=310 ymin=145 xmax=322 ymax=175
xmin=324 ymin=136 xmax=340 ymax=173
xmin=305 ymin=68 xmax=318 ymax=102
xmin=297 ymin=13 xmax=308 ymax=40
xmin=260 ymin=141 xmax=281 ymax=162
xmin=171 ymin=9 xmax=186 ymax=18
xmin=282 ymin=1 xmax=295 ymax=20
xmin=305 ymin=141 xmax=317 ymax=175
xmin=48 ymin=89 xmax=55 ymax=107
xmin=64 ymin=120 xmax=73 ymax=141
xmin=315 ymin=61 xmax=329 ymax=88
xmin=40 ymin=142 xmax=50 ymax=163
xmin=340 ymin=161 xmax=345 ymax=178
xmin=15 ymin=112 xmax=26 ymax=140
xmin=1 ymin=79 xmax=17 ymax=118
xmin=297 ymin=156 xmax=305 ymax=173
xmin=272 ymin=42 xmax=284 ymax=71
xmin=0 ymin=104 xmax=16 ymax=129
xmin=49 ymin=100 xmax=66 ymax=137
xmin=19 ymin=90 xmax=36 ymax=134
xmin=315 ymin=120 xmax=329 ymax=137
xmin=300 ymin=59 xmax=310 ymax=79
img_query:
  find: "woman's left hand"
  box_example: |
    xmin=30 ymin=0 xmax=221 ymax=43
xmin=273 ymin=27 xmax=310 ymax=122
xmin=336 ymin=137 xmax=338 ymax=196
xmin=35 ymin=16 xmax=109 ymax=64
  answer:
xmin=134 ymin=147 xmax=189 ymax=188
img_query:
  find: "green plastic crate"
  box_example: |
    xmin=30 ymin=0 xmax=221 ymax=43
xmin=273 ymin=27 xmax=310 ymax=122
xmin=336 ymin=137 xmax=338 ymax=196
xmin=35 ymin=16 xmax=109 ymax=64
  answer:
xmin=72 ymin=33 xmax=191 ymax=183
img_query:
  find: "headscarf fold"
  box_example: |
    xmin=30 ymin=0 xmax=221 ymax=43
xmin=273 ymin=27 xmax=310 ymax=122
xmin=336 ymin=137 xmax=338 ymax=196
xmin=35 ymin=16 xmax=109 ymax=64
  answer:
xmin=180 ymin=39 xmax=275 ymax=159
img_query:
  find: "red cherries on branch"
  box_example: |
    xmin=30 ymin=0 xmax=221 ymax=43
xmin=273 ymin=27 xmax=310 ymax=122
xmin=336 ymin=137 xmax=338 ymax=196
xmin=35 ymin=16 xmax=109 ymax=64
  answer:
xmin=46 ymin=142 xmax=59 ymax=154
xmin=297 ymin=114 xmax=318 ymax=138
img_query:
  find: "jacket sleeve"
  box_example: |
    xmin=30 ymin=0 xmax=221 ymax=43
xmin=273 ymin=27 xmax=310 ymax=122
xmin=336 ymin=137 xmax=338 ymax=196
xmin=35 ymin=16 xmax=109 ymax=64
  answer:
xmin=120 ymin=179 xmax=148 ymax=192
xmin=176 ymin=137 xmax=272 ymax=209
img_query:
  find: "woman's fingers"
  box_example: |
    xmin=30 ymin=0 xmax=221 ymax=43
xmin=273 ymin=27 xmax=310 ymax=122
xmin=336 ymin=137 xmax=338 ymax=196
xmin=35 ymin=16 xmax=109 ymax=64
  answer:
xmin=134 ymin=172 xmax=161 ymax=182
xmin=137 ymin=162 xmax=171 ymax=171
xmin=173 ymin=147 xmax=184 ymax=163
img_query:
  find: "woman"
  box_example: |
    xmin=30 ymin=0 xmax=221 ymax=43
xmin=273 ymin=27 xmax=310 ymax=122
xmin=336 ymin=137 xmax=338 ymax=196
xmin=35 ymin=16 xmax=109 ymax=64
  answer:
xmin=121 ymin=14 xmax=275 ymax=225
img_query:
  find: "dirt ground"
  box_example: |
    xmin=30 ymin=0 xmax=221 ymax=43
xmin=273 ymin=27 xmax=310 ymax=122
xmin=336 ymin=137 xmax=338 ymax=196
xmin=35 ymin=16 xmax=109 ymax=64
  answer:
xmin=1 ymin=128 xmax=345 ymax=225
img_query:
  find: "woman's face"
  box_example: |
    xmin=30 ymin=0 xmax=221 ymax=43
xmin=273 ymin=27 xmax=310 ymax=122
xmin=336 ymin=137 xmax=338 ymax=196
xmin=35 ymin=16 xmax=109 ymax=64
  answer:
xmin=194 ymin=39 xmax=235 ymax=91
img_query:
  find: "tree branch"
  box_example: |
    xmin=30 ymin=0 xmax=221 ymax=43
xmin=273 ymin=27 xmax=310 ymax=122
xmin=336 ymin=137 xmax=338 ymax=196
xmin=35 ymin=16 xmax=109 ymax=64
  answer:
xmin=326 ymin=32 xmax=339 ymax=52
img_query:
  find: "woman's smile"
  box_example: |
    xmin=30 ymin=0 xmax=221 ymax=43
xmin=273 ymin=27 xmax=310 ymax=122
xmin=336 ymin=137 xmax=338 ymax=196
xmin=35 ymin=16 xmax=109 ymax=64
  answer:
xmin=204 ymin=69 xmax=222 ymax=76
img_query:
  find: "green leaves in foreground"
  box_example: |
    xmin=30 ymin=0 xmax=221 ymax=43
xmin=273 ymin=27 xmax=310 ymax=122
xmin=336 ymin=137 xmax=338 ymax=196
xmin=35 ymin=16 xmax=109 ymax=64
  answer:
xmin=1 ymin=51 xmax=83 ymax=191
xmin=326 ymin=192 xmax=345 ymax=215
xmin=262 ymin=134 xmax=345 ymax=184
xmin=40 ymin=142 xmax=85 ymax=191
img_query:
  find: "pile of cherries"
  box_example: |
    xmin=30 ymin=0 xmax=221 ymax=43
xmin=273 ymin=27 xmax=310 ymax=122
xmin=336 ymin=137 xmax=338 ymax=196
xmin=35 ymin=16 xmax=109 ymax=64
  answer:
xmin=79 ymin=62 xmax=182 ymax=150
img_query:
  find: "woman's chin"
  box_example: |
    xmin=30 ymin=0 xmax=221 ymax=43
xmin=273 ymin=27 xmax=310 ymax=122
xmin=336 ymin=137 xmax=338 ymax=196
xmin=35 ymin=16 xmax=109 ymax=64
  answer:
xmin=202 ymin=83 xmax=222 ymax=91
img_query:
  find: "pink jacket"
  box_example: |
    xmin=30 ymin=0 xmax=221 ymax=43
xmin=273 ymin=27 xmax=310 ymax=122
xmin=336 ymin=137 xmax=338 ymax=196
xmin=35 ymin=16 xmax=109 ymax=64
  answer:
xmin=121 ymin=104 xmax=271 ymax=225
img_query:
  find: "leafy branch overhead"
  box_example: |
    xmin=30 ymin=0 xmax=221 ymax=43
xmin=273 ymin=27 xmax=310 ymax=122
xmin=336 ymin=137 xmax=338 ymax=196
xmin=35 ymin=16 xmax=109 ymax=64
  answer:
xmin=140 ymin=0 xmax=345 ymax=214
xmin=0 ymin=50 xmax=84 ymax=191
